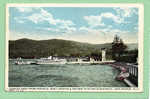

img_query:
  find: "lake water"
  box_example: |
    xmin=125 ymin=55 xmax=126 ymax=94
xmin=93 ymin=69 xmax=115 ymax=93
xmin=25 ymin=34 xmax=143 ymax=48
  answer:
xmin=9 ymin=59 xmax=127 ymax=87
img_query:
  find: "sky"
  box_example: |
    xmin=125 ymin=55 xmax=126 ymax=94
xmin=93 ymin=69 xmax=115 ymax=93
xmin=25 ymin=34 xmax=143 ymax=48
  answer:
xmin=9 ymin=7 xmax=138 ymax=44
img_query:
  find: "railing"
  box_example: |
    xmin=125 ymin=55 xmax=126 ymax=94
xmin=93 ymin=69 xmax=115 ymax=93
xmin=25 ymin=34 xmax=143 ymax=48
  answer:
xmin=128 ymin=66 xmax=138 ymax=77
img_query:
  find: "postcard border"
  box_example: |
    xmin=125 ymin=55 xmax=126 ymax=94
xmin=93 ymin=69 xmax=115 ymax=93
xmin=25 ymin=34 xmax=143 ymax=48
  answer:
xmin=5 ymin=3 xmax=144 ymax=92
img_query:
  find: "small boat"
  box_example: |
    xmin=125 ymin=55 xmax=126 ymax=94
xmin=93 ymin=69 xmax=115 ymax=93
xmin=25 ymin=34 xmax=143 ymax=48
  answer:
xmin=15 ymin=61 xmax=25 ymax=65
xmin=14 ymin=57 xmax=34 ymax=65
xmin=14 ymin=61 xmax=32 ymax=65
xmin=116 ymin=72 xmax=130 ymax=81
xmin=14 ymin=57 xmax=24 ymax=65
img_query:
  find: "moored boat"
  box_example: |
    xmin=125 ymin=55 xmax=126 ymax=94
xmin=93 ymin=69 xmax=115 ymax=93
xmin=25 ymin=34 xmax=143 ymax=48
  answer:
xmin=36 ymin=56 xmax=67 ymax=65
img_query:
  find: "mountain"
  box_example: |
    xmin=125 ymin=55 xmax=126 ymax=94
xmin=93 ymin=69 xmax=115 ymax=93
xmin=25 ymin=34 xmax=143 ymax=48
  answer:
xmin=9 ymin=38 xmax=138 ymax=58
xmin=126 ymin=43 xmax=138 ymax=50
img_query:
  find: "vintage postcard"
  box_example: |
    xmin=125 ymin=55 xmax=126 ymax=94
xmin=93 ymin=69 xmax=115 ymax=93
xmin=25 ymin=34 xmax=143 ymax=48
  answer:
xmin=5 ymin=4 xmax=144 ymax=92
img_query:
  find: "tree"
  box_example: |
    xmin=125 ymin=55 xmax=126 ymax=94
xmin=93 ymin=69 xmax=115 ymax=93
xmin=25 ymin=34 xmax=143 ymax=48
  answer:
xmin=112 ymin=35 xmax=127 ymax=60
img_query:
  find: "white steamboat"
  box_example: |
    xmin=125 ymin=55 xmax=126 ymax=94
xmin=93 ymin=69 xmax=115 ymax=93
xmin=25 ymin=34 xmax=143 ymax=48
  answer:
xmin=36 ymin=56 xmax=67 ymax=65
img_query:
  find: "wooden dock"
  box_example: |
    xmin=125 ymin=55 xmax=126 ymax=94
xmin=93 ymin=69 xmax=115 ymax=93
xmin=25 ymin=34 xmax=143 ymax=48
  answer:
xmin=66 ymin=60 xmax=115 ymax=64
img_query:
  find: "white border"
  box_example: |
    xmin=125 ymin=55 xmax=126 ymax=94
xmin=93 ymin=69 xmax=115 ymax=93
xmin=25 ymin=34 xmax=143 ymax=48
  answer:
xmin=5 ymin=3 xmax=144 ymax=92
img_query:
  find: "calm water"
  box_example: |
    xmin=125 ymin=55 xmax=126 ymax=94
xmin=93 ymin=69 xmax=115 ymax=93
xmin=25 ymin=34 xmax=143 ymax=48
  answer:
xmin=9 ymin=59 xmax=127 ymax=87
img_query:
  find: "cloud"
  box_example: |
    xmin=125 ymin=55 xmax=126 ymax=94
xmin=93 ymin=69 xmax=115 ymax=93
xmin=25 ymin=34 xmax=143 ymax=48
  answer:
xmin=84 ymin=8 xmax=138 ymax=28
xmin=14 ymin=7 xmax=75 ymax=26
xmin=84 ymin=15 xmax=105 ymax=27
xmin=59 ymin=25 xmax=76 ymax=33
xmin=133 ymin=24 xmax=138 ymax=32
xmin=79 ymin=26 xmax=89 ymax=31
xmin=38 ymin=25 xmax=77 ymax=33
xmin=16 ymin=7 xmax=33 ymax=12
xmin=27 ymin=9 xmax=53 ymax=24
xmin=61 ymin=27 xmax=134 ymax=44
xmin=26 ymin=8 xmax=75 ymax=27
xmin=14 ymin=17 xmax=25 ymax=23
xmin=14 ymin=8 xmax=76 ymax=33
xmin=39 ymin=27 xmax=60 ymax=32
xmin=84 ymin=12 xmax=124 ymax=28
xmin=79 ymin=26 xmax=105 ymax=35
xmin=101 ymin=13 xmax=123 ymax=23
xmin=114 ymin=7 xmax=138 ymax=17
xmin=79 ymin=25 xmax=131 ymax=38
